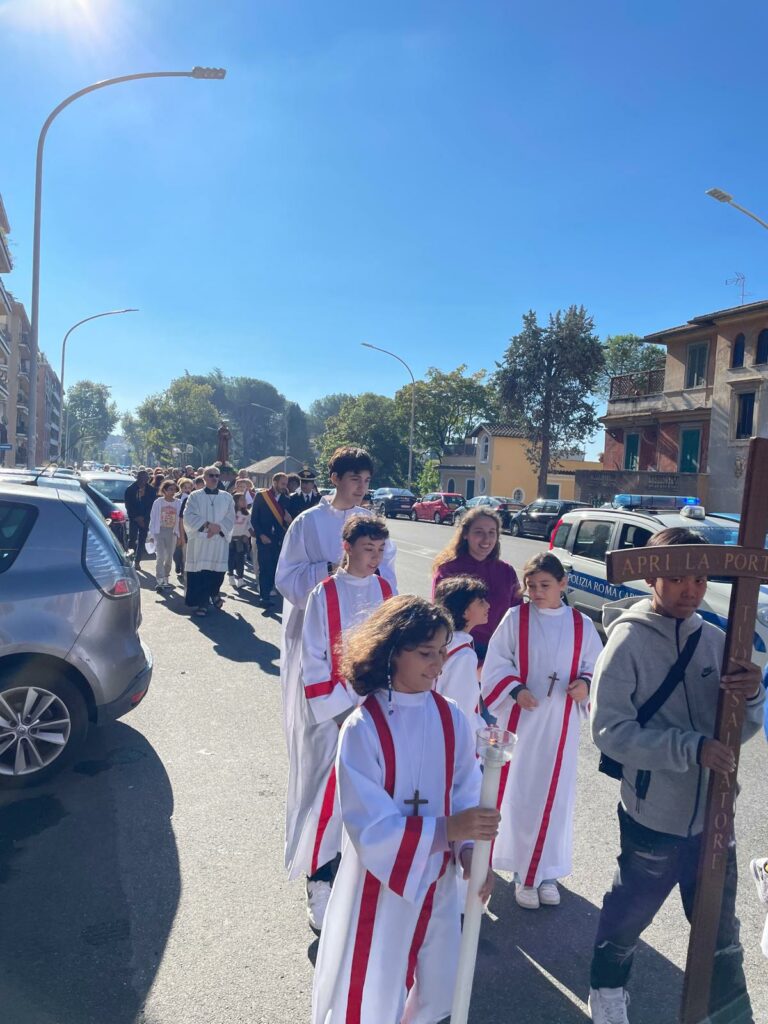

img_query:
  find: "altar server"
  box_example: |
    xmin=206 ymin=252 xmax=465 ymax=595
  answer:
xmin=312 ymin=596 xmax=498 ymax=1024
xmin=292 ymin=515 xmax=395 ymax=930
xmin=433 ymin=574 xmax=489 ymax=732
xmin=481 ymin=552 xmax=602 ymax=909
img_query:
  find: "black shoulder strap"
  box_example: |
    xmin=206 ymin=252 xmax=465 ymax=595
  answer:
xmin=637 ymin=627 xmax=702 ymax=727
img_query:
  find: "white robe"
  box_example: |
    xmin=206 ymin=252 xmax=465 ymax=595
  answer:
xmin=480 ymin=602 xmax=602 ymax=885
xmin=287 ymin=569 xmax=395 ymax=879
xmin=276 ymin=500 xmax=397 ymax=852
xmin=433 ymin=631 xmax=484 ymax=735
xmin=312 ymin=689 xmax=481 ymax=1024
xmin=182 ymin=489 xmax=235 ymax=573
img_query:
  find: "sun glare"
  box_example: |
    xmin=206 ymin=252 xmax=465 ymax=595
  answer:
xmin=0 ymin=0 xmax=115 ymax=38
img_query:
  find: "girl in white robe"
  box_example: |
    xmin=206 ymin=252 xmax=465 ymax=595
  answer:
xmin=480 ymin=552 xmax=603 ymax=910
xmin=312 ymin=596 xmax=499 ymax=1024
xmin=433 ymin=574 xmax=491 ymax=733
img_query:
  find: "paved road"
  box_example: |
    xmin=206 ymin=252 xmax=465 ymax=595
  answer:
xmin=0 ymin=518 xmax=765 ymax=1023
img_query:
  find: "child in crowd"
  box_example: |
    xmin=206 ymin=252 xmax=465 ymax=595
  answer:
xmin=312 ymin=596 xmax=498 ymax=1024
xmin=227 ymin=491 xmax=251 ymax=590
xmin=173 ymin=476 xmax=194 ymax=580
xmin=148 ymin=480 xmax=182 ymax=593
xmin=433 ymin=574 xmax=489 ymax=732
xmin=481 ymin=551 xmax=602 ymax=910
xmin=588 ymin=528 xmax=765 ymax=1024
xmin=290 ymin=515 xmax=395 ymax=930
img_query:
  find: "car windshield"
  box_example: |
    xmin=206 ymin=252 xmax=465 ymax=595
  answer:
xmin=689 ymin=524 xmax=741 ymax=546
xmin=87 ymin=478 xmax=131 ymax=502
xmin=444 ymin=496 xmax=463 ymax=507
xmin=387 ymin=489 xmax=414 ymax=497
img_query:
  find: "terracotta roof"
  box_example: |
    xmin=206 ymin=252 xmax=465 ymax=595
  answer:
xmin=469 ymin=423 xmax=527 ymax=439
xmin=243 ymin=455 xmax=303 ymax=474
xmin=644 ymin=298 xmax=768 ymax=343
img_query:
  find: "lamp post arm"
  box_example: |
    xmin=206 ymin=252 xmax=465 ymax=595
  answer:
xmin=727 ymin=199 xmax=768 ymax=233
xmin=361 ymin=342 xmax=417 ymax=487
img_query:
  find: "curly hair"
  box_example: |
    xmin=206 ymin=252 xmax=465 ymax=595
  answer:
xmin=432 ymin=506 xmax=502 ymax=573
xmin=342 ymin=595 xmax=453 ymax=697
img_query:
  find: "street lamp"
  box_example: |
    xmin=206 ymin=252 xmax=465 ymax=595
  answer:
xmin=251 ymin=402 xmax=289 ymax=471
xmin=705 ymin=187 xmax=768 ymax=232
xmin=361 ymin=342 xmax=416 ymax=488
xmin=59 ymin=308 xmax=139 ymax=459
xmin=27 ymin=66 xmax=227 ymax=467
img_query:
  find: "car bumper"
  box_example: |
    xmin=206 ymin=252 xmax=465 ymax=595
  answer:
xmin=95 ymin=639 xmax=153 ymax=723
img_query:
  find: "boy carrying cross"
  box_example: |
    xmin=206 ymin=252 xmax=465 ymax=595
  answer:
xmin=588 ymin=528 xmax=766 ymax=1024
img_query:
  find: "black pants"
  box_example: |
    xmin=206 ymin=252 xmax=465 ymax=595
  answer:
xmin=591 ymin=805 xmax=752 ymax=1023
xmin=128 ymin=519 xmax=148 ymax=564
xmin=257 ymin=541 xmax=279 ymax=600
xmin=173 ymin=543 xmax=184 ymax=574
xmin=228 ymin=539 xmax=247 ymax=576
xmin=308 ymin=853 xmax=341 ymax=884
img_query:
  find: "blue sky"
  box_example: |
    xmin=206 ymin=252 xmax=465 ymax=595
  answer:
xmin=3 ymin=0 xmax=768 ymax=460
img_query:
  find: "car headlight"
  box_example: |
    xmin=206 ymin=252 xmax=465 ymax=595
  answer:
xmin=757 ymin=607 xmax=768 ymax=629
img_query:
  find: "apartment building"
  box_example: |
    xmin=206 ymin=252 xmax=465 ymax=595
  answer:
xmin=596 ymin=299 xmax=768 ymax=510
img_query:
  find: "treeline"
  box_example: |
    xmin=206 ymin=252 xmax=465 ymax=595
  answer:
xmin=63 ymin=308 xmax=665 ymax=484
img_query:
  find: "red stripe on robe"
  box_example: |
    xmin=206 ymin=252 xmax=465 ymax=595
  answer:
xmin=495 ymin=603 xmax=529 ymax=812
xmin=523 ymin=610 xmax=583 ymax=888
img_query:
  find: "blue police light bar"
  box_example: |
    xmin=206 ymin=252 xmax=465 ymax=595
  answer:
xmin=612 ymin=494 xmax=700 ymax=510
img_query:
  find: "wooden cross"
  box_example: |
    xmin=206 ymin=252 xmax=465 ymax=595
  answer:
xmin=606 ymin=437 xmax=768 ymax=1024
xmin=547 ymin=671 xmax=560 ymax=697
xmin=404 ymin=789 xmax=429 ymax=816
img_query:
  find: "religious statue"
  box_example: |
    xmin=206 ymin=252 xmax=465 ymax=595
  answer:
xmin=216 ymin=421 xmax=232 ymax=465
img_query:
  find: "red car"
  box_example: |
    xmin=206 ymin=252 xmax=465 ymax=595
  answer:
xmin=410 ymin=492 xmax=465 ymax=525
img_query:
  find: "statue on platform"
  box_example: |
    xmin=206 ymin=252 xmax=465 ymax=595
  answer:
xmin=216 ymin=421 xmax=232 ymax=465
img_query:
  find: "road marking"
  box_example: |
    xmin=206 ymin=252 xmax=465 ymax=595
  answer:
xmin=516 ymin=947 xmax=588 ymax=1011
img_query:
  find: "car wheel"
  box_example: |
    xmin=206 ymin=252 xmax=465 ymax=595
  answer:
xmin=0 ymin=669 xmax=89 ymax=789
xmin=433 ymin=513 xmax=442 ymax=524
xmin=410 ymin=511 xmax=418 ymax=522
xmin=510 ymin=520 xmax=520 ymax=537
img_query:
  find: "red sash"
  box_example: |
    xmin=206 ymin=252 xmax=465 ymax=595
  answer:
xmin=261 ymin=489 xmax=287 ymax=531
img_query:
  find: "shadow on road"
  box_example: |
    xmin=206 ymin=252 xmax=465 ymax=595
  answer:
xmin=0 ymin=722 xmax=179 ymax=1024
xmin=468 ymin=879 xmax=684 ymax=1023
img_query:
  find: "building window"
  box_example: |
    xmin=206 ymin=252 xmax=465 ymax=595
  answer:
xmin=446 ymin=478 xmax=455 ymax=492
xmin=757 ymin=330 xmax=768 ymax=365
xmin=685 ymin=342 xmax=708 ymax=388
xmin=479 ymin=476 xmax=487 ymax=494
xmin=624 ymin=433 xmax=640 ymax=471
xmin=679 ymin=428 xmax=701 ymax=473
xmin=512 ymin=487 xmax=524 ymax=502
xmin=735 ymin=392 xmax=756 ymax=439
xmin=545 ymin=483 xmax=560 ymax=499
xmin=480 ymin=435 xmax=490 ymax=462
xmin=732 ymin=334 xmax=745 ymax=368
xmin=466 ymin=479 xmax=475 ymax=499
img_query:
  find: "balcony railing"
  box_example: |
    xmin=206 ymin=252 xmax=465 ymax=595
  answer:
xmin=0 ymin=367 xmax=7 ymax=396
xmin=609 ymin=368 xmax=665 ymax=401
xmin=18 ymin=359 xmax=31 ymax=376
xmin=443 ymin=443 xmax=478 ymax=457
xmin=0 ymin=324 xmax=10 ymax=355
xmin=16 ymin=393 xmax=29 ymax=410
xmin=16 ymin=423 xmax=28 ymax=437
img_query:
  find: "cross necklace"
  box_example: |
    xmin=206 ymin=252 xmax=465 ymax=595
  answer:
xmin=397 ymin=695 xmax=430 ymax=816
xmin=533 ymin=605 xmax=567 ymax=698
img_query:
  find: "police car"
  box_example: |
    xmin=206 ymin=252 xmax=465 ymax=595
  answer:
xmin=549 ymin=494 xmax=768 ymax=667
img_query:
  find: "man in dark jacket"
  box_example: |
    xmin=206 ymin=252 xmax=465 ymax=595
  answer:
xmin=124 ymin=469 xmax=157 ymax=569
xmin=286 ymin=467 xmax=321 ymax=519
xmin=251 ymin=472 xmax=290 ymax=606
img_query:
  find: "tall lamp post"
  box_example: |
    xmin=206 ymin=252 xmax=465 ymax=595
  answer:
xmin=59 ymin=308 xmax=138 ymax=460
xmin=705 ymin=187 xmax=768 ymax=232
xmin=251 ymin=402 xmax=289 ymax=471
xmin=27 ymin=66 xmax=227 ymax=467
xmin=361 ymin=342 xmax=416 ymax=488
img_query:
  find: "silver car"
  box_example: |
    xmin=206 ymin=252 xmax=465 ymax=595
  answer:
xmin=0 ymin=480 xmax=152 ymax=787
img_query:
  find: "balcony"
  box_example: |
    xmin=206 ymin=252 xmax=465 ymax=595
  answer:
xmin=443 ymin=443 xmax=478 ymax=457
xmin=0 ymin=366 xmax=7 ymax=398
xmin=0 ymin=230 xmax=11 ymax=274
xmin=609 ymin=368 xmax=665 ymax=401
xmin=16 ymin=422 xmax=28 ymax=437
xmin=17 ymin=358 xmax=31 ymax=377
xmin=0 ymin=323 xmax=10 ymax=356
xmin=16 ymin=393 xmax=29 ymax=412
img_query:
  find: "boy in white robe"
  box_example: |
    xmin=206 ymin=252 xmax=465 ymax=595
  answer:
xmin=433 ymin=574 xmax=489 ymax=732
xmin=312 ymin=596 xmax=499 ymax=1024
xmin=481 ymin=552 xmax=602 ymax=910
xmin=293 ymin=515 xmax=396 ymax=930
xmin=183 ymin=467 xmax=235 ymax=615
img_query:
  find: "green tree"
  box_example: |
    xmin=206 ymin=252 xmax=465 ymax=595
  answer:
xmin=394 ymin=366 xmax=498 ymax=456
xmin=307 ymin=393 xmax=355 ymax=439
xmin=134 ymin=377 xmax=220 ymax=464
xmin=494 ymin=306 xmax=605 ymax=497
xmin=317 ymin=393 xmax=409 ymax=487
xmin=64 ymin=380 xmax=119 ymax=461
xmin=597 ymin=333 xmax=665 ymax=398
xmin=416 ymin=458 xmax=440 ymax=495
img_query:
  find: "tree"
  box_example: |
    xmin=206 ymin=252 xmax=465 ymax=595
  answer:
xmin=307 ymin=393 xmax=355 ymax=439
xmin=416 ymin=459 xmax=440 ymax=495
xmin=133 ymin=377 xmax=220 ymax=464
xmin=317 ymin=393 xmax=409 ymax=487
xmin=597 ymin=333 xmax=665 ymax=398
xmin=64 ymin=380 xmax=119 ymax=461
xmin=394 ymin=366 xmax=498 ymax=456
xmin=494 ymin=306 xmax=605 ymax=497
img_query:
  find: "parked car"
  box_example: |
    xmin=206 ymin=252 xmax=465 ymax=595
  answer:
xmin=78 ymin=470 xmax=133 ymax=512
xmin=549 ymin=501 xmax=768 ymax=666
xmin=508 ymin=498 xmax=589 ymax=540
xmin=372 ymin=487 xmax=417 ymax=519
xmin=361 ymin=489 xmax=375 ymax=510
xmin=453 ymin=495 xmax=524 ymax=531
xmin=0 ymin=480 xmax=152 ymax=787
xmin=409 ymin=492 xmax=464 ymax=525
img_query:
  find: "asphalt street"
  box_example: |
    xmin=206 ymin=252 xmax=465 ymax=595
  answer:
xmin=0 ymin=518 xmax=766 ymax=1024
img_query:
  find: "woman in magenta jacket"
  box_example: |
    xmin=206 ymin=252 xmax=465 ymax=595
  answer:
xmin=432 ymin=506 xmax=522 ymax=661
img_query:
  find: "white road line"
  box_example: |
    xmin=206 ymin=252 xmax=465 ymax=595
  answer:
xmin=515 ymin=947 xmax=589 ymax=1012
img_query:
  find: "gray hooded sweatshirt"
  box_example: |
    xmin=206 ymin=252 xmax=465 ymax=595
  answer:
xmin=590 ymin=596 xmax=765 ymax=838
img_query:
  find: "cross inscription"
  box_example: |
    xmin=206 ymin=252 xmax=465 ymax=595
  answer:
xmin=606 ymin=436 xmax=768 ymax=1024
xmin=404 ymin=789 xmax=429 ymax=816
xmin=547 ymin=671 xmax=560 ymax=697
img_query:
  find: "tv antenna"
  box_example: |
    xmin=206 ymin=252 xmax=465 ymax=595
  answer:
xmin=726 ymin=271 xmax=751 ymax=305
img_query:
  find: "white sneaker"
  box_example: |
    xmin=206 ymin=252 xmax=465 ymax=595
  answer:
xmin=588 ymin=987 xmax=630 ymax=1024
xmin=538 ymin=881 xmax=560 ymax=906
xmin=234 ymin=577 xmax=244 ymax=589
xmin=515 ymin=885 xmax=540 ymax=909
xmin=227 ymin=573 xmax=236 ymax=586
xmin=306 ymin=879 xmax=332 ymax=931
xmin=751 ymin=857 xmax=768 ymax=906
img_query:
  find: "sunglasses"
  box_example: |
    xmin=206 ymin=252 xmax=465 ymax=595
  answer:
xmin=205 ymin=473 xmax=220 ymax=478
